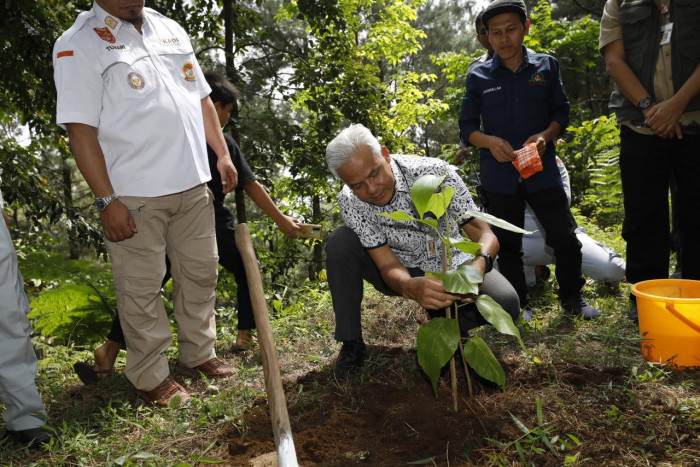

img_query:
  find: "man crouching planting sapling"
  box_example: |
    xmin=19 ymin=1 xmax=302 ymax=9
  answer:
xmin=325 ymin=124 xmax=525 ymax=391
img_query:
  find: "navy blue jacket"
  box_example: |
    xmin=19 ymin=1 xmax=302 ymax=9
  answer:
xmin=459 ymin=47 xmax=570 ymax=195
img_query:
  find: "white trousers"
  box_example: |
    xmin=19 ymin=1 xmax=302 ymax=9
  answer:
xmin=0 ymin=221 xmax=47 ymax=430
xmin=522 ymin=225 xmax=626 ymax=287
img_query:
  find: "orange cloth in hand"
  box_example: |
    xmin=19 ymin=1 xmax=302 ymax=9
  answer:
xmin=512 ymin=143 xmax=542 ymax=179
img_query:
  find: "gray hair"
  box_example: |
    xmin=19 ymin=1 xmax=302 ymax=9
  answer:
xmin=326 ymin=123 xmax=382 ymax=178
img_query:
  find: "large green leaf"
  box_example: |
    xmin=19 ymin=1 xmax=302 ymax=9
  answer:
xmin=412 ymin=174 xmax=446 ymax=218
xmin=425 ymin=270 xmax=446 ymax=282
xmin=424 ymin=187 xmax=454 ymax=219
xmin=416 ymin=318 xmax=460 ymax=395
xmin=442 ymin=264 xmax=482 ymax=295
xmin=463 ymin=336 xmax=506 ymax=390
xmin=418 ymin=218 xmax=439 ymax=229
xmin=464 ymin=211 xmax=534 ymax=234
xmin=446 ymin=238 xmax=482 ymax=255
xmin=378 ymin=212 xmax=437 ymax=229
xmin=476 ymin=295 xmax=526 ymax=351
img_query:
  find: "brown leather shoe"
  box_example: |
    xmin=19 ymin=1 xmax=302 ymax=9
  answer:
xmin=138 ymin=375 xmax=191 ymax=408
xmin=180 ymin=357 xmax=235 ymax=379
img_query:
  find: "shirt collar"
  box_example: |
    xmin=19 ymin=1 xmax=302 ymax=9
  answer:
xmin=92 ymin=1 xmax=148 ymax=36
xmin=92 ymin=2 xmax=124 ymax=36
xmin=389 ymin=156 xmax=410 ymax=198
xmin=490 ymin=45 xmax=533 ymax=74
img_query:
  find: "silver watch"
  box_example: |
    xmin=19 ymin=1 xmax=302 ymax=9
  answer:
xmin=93 ymin=193 xmax=118 ymax=212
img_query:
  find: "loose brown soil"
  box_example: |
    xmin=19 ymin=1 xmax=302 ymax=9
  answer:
xmin=218 ymin=345 xmax=700 ymax=465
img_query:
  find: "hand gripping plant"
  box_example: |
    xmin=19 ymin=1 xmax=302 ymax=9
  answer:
xmin=379 ymin=173 xmax=529 ymax=406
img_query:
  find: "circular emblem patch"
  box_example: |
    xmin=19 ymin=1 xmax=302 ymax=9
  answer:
xmin=127 ymin=72 xmax=145 ymax=90
xmin=182 ymin=62 xmax=196 ymax=82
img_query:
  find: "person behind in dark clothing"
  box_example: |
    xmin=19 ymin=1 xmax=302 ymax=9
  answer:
xmin=458 ymin=0 xmax=600 ymax=321
xmin=455 ymin=9 xmax=496 ymax=166
xmin=599 ymin=0 xmax=700 ymax=321
xmin=74 ymin=73 xmax=300 ymax=384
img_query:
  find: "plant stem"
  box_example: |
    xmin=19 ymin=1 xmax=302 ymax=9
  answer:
xmin=445 ymin=305 xmax=458 ymax=411
xmin=455 ymin=304 xmax=473 ymax=397
xmin=442 ymin=242 xmax=458 ymax=412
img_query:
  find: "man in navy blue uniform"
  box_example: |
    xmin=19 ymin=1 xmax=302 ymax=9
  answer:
xmin=459 ymin=0 xmax=599 ymax=320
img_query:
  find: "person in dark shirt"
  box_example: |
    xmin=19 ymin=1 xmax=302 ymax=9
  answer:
xmin=455 ymin=9 xmax=496 ymax=166
xmin=74 ymin=73 xmax=300 ymax=384
xmin=599 ymin=0 xmax=700 ymax=321
xmin=458 ymin=0 xmax=600 ymax=321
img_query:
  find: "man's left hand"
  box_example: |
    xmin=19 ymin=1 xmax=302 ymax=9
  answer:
xmin=217 ymin=155 xmax=238 ymax=193
xmin=524 ymin=134 xmax=547 ymax=156
xmin=644 ymin=99 xmax=685 ymax=139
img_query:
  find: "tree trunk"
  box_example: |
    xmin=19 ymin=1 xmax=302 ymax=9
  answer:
xmin=62 ymin=154 xmax=81 ymax=259
xmin=309 ymin=194 xmax=323 ymax=280
xmin=223 ymin=0 xmax=247 ymax=225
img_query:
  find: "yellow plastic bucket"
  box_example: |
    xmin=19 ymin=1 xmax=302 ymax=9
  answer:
xmin=631 ymin=279 xmax=700 ymax=368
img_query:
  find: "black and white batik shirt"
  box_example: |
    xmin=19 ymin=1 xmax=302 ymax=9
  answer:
xmin=337 ymin=154 xmax=479 ymax=272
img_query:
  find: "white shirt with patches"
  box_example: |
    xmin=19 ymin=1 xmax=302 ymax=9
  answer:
xmin=53 ymin=2 xmax=211 ymax=197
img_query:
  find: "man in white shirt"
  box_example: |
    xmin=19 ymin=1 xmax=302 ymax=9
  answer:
xmin=0 ymin=183 xmax=52 ymax=447
xmin=53 ymin=0 xmax=238 ymax=407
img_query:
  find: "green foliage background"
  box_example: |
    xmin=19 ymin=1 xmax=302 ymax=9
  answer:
xmin=0 ymin=0 xmax=621 ymax=346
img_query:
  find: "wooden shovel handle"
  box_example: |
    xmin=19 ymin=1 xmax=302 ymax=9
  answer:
xmin=235 ymin=224 xmax=298 ymax=466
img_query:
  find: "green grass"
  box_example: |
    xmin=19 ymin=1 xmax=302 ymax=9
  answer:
xmin=1 ymin=217 xmax=698 ymax=464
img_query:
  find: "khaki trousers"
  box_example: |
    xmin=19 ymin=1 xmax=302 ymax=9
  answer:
xmin=106 ymin=184 xmax=218 ymax=391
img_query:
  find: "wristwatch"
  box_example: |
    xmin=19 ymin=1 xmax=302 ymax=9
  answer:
xmin=476 ymin=253 xmax=493 ymax=274
xmin=637 ymin=97 xmax=653 ymax=111
xmin=93 ymin=193 xmax=118 ymax=212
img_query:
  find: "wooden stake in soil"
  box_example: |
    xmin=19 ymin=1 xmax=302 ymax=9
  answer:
xmin=235 ymin=224 xmax=299 ymax=467
xmin=441 ymin=243 xmax=459 ymax=412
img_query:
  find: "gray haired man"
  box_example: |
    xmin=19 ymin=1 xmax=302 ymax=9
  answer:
xmin=324 ymin=124 xmax=519 ymax=378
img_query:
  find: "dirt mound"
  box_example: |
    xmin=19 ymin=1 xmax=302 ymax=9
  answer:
xmin=218 ymin=346 xmax=698 ymax=465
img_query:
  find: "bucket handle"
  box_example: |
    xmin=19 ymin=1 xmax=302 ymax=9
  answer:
xmin=666 ymin=302 xmax=700 ymax=334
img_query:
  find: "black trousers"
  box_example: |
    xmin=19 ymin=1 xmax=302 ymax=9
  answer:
xmin=483 ymin=184 xmax=584 ymax=307
xmin=325 ymin=226 xmax=520 ymax=342
xmin=619 ymin=127 xmax=700 ymax=283
xmin=107 ymin=208 xmax=255 ymax=346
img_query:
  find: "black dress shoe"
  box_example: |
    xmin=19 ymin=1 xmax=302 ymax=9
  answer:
xmin=7 ymin=426 xmax=54 ymax=448
xmin=334 ymin=338 xmax=366 ymax=378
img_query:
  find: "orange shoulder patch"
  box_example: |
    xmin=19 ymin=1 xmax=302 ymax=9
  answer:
xmin=57 ymin=50 xmax=74 ymax=58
